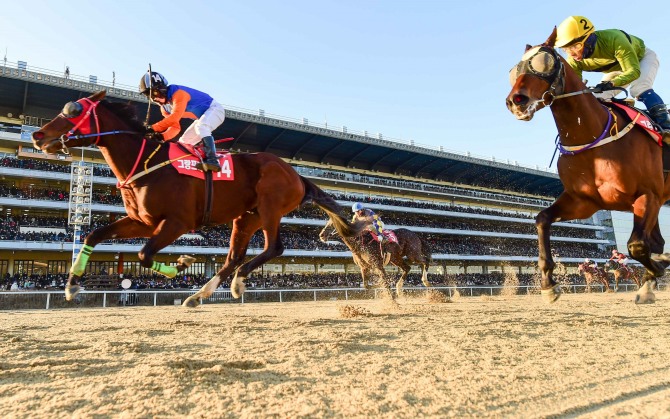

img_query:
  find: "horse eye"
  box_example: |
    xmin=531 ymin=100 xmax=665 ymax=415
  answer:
xmin=62 ymin=102 xmax=83 ymax=118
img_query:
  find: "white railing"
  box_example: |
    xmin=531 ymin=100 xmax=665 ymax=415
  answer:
xmin=1 ymin=283 xmax=661 ymax=310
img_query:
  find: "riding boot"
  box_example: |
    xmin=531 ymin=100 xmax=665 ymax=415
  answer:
xmin=649 ymin=104 xmax=670 ymax=133
xmin=638 ymin=89 xmax=670 ymax=136
xmin=196 ymin=136 xmax=221 ymax=172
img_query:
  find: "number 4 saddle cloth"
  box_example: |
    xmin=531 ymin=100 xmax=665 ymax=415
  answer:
xmin=168 ymin=139 xmax=235 ymax=181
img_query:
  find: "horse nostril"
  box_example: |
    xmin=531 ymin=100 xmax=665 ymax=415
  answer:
xmin=32 ymin=131 xmax=45 ymax=141
xmin=513 ymin=94 xmax=528 ymax=106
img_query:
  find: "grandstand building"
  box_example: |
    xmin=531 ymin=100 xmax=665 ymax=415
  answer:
xmin=1 ymin=59 xmax=661 ymax=289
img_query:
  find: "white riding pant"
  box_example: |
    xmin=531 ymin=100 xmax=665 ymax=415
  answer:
xmin=178 ymin=100 xmax=226 ymax=146
xmin=596 ymin=48 xmax=659 ymax=100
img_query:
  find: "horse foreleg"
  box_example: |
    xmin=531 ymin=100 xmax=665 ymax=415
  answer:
xmin=536 ymin=194 xmax=597 ymax=303
xmin=66 ymin=218 xmax=153 ymax=301
xmin=137 ymin=218 xmax=190 ymax=279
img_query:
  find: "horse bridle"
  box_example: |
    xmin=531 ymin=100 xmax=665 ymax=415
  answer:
xmin=58 ymin=98 xmax=138 ymax=155
xmin=510 ymin=45 xmax=567 ymax=107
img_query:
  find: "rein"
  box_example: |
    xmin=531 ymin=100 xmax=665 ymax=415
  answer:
xmin=517 ymin=51 xmax=635 ymax=157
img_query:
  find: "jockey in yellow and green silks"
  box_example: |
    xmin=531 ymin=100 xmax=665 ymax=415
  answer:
xmin=555 ymin=15 xmax=670 ymax=133
xmin=351 ymin=202 xmax=385 ymax=242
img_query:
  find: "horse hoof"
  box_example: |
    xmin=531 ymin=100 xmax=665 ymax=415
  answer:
xmin=65 ymin=285 xmax=80 ymax=302
xmin=635 ymin=292 xmax=656 ymax=304
xmin=635 ymin=281 xmax=657 ymax=304
xmin=182 ymin=295 xmax=200 ymax=308
xmin=541 ymin=285 xmax=562 ymax=304
xmin=230 ymin=277 xmax=246 ymax=299
xmin=177 ymin=255 xmax=196 ymax=267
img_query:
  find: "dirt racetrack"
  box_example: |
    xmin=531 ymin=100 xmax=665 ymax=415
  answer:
xmin=2 ymin=291 xmax=670 ymax=418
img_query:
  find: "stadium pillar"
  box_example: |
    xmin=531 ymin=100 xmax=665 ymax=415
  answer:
xmin=116 ymin=253 xmax=123 ymax=275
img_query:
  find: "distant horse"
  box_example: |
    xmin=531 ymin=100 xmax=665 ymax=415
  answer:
xmin=577 ymin=263 xmax=611 ymax=292
xmin=605 ymin=262 xmax=642 ymax=291
xmin=319 ymin=220 xmax=432 ymax=294
xmin=31 ymin=91 xmax=365 ymax=307
xmin=506 ymin=28 xmax=670 ymax=304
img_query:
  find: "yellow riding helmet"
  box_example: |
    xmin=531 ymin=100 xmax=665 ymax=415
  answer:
xmin=555 ymin=16 xmax=595 ymax=47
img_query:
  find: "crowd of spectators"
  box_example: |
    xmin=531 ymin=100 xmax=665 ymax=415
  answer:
xmin=2 ymin=270 xmax=601 ymax=291
xmin=0 ymin=212 xmax=602 ymax=259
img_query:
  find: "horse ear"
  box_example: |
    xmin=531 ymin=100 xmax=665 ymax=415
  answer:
xmin=90 ymin=90 xmax=107 ymax=101
xmin=525 ymin=44 xmax=532 ymax=52
xmin=544 ymin=26 xmax=558 ymax=48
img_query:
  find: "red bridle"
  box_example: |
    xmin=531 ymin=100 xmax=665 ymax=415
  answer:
xmin=60 ymin=98 xmax=102 ymax=146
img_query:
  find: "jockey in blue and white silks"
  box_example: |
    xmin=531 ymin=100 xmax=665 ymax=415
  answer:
xmin=351 ymin=202 xmax=385 ymax=242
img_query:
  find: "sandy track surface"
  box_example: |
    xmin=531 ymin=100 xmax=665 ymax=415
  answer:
xmin=2 ymin=291 xmax=670 ymax=418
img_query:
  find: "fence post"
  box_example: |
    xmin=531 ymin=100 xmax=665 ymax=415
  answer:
xmin=103 ymin=292 xmax=107 ymax=308
xmin=153 ymin=292 xmax=157 ymax=306
xmin=46 ymin=292 xmax=51 ymax=310
xmin=314 ymin=291 xmax=317 ymax=301
xmin=345 ymin=289 xmax=348 ymax=300
xmin=279 ymin=291 xmax=283 ymax=303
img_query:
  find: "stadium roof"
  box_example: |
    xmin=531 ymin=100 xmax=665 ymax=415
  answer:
xmin=0 ymin=64 xmax=563 ymax=197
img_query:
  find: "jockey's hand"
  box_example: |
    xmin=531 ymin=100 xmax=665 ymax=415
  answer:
xmin=143 ymin=123 xmax=154 ymax=134
xmin=146 ymin=131 xmax=164 ymax=141
xmin=592 ymin=81 xmax=615 ymax=94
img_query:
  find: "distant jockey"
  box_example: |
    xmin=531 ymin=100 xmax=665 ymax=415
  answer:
xmin=608 ymin=249 xmax=629 ymax=266
xmin=139 ymin=71 xmax=223 ymax=172
xmin=351 ymin=202 xmax=385 ymax=241
xmin=584 ymin=258 xmax=598 ymax=269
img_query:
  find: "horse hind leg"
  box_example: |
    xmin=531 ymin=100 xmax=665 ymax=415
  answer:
xmin=184 ymin=213 xmax=261 ymax=307
xmin=230 ymin=214 xmax=285 ymax=299
xmin=421 ymin=264 xmax=432 ymax=288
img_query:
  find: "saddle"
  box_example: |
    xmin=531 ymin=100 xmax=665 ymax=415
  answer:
xmin=367 ymin=230 xmax=398 ymax=244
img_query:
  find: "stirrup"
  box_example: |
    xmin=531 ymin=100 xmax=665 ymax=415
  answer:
xmin=196 ymin=160 xmax=221 ymax=172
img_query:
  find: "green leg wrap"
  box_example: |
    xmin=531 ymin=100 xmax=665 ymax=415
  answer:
xmin=151 ymin=261 xmax=178 ymax=278
xmin=70 ymin=244 xmax=94 ymax=276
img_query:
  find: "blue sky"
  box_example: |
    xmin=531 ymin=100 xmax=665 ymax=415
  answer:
xmin=2 ymin=0 xmax=669 ymax=170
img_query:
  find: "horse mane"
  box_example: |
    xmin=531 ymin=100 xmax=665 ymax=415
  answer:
xmin=100 ymin=100 xmax=145 ymax=132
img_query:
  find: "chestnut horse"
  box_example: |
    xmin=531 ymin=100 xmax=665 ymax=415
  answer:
xmin=605 ymin=262 xmax=642 ymax=291
xmin=577 ymin=262 xmax=611 ymax=292
xmin=506 ymin=28 xmax=669 ymax=304
xmin=31 ymin=91 xmax=365 ymax=307
xmin=319 ymin=220 xmax=432 ymax=295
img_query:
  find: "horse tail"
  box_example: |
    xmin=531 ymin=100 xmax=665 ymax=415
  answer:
xmin=419 ymin=236 xmax=433 ymax=263
xmin=300 ymin=176 xmax=366 ymax=237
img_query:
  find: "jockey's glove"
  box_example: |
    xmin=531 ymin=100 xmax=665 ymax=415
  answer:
xmin=592 ymin=81 xmax=615 ymax=94
xmin=146 ymin=131 xmax=164 ymax=141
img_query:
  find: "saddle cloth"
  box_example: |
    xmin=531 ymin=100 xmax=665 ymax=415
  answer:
xmin=368 ymin=230 xmax=398 ymax=243
xmin=167 ymin=140 xmax=235 ymax=181
xmin=607 ymin=101 xmax=663 ymax=145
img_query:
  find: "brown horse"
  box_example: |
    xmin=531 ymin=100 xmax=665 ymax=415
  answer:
xmin=319 ymin=221 xmax=432 ymax=294
xmin=577 ymin=262 xmax=611 ymax=292
xmin=506 ymin=28 xmax=669 ymax=304
xmin=605 ymin=262 xmax=642 ymax=291
xmin=31 ymin=91 xmax=365 ymax=307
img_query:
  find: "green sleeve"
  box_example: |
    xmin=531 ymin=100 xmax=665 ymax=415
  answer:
xmin=608 ymin=32 xmax=641 ymax=86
